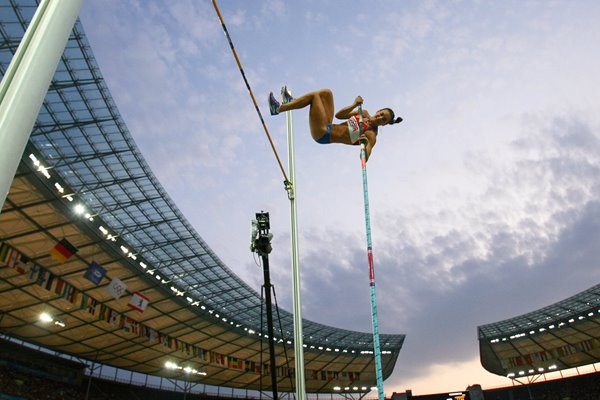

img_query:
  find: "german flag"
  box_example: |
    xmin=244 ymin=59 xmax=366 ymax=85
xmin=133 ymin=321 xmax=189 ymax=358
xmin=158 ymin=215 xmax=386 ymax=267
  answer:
xmin=49 ymin=238 xmax=78 ymax=263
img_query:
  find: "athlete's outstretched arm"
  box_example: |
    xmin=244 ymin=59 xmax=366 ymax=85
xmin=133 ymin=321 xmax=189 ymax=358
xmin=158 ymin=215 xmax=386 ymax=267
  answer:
xmin=335 ymin=96 xmax=368 ymax=120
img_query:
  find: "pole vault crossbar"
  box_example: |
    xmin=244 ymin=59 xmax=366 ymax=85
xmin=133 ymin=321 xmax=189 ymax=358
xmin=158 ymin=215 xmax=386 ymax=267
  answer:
xmin=357 ymin=104 xmax=385 ymax=400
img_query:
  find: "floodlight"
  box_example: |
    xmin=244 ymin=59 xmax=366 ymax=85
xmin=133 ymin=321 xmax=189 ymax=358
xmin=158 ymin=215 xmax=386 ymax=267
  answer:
xmin=39 ymin=312 xmax=53 ymax=323
xmin=165 ymin=361 xmax=178 ymax=370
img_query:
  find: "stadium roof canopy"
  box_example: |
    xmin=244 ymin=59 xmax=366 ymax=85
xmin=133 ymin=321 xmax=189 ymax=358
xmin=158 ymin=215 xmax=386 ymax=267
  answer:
xmin=0 ymin=0 xmax=404 ymax=393
xmin=478 ymin=284 xmax=600 ymax=380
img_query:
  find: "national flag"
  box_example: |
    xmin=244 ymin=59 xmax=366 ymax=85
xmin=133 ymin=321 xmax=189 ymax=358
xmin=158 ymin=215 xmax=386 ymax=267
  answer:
xmin=65 ymin=285 xmax=78 ymax=304
xmin=99 ymin=304 xmax=109 ymax=321
xmin=87 ymin=298 xmax=98 ymax=316
xmin=579 ymin=339 xmax=593 ymax=352
xmin=84 ymin=261 xmax=106 ymax=285
xmin=122 ymin=316 xmax=135 ymax=333
xmin=245 ymin=361 xmax=255 ymax=373
xmin=49 ymin=238 xmax=78 ymax=263
xmin=72 ymin=288 xmax=80 ymax=305
xmin=54 ymin=279 xmax=65 ymax=295
xmin=80 ymin=294 xmax=89 ymax=310
xmin=14 ymin=254 xmax=30 ymax=274
xmin=128 ymin=291 xmax=149 ymax=312
xmin=28 ymin=263 xmax=40 ymax=280
xmin=36 ymin=269 xmax=50 ymax=288
xmin=0 ymin=242 xmax=10 ymax=262
xmin=5 ymin=248 xmax=20 ymax=269
xmin=214 ymin=353 xmax=224 ymax=366
xmin=108 ymin=310 xmax=120 ymax=326
xmin=130 ymin=319 xmax=139 ymax=335
xmin=148 ymin=328 xmax=158 ymax=343
xmin=105 ymin=278 xmax=127 ymax=300
xmin=44 ymin=274 xmax=55 ymax=291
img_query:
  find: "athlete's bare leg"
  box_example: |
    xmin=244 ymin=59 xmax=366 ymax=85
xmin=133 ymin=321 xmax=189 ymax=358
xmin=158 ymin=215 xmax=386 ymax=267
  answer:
xmin=279 ymin=89 xmax=335 ymax=140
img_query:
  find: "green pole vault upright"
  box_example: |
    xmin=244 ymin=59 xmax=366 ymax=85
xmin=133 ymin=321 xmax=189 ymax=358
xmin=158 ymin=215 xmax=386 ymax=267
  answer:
xmin=357 ymin=103 xmax=385 ymax=400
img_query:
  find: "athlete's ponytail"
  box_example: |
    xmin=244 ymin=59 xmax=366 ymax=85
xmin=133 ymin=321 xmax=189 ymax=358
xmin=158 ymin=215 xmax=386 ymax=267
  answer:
xmin=382 ymin=108 xmax=403 ymax=125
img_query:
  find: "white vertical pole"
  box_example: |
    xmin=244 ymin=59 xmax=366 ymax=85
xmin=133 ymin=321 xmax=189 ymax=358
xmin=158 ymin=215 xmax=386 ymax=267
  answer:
xmin=285 ymin=88 xmax=306 ymax=400
xmin=0 ymin=0 xmax=84 ymax=210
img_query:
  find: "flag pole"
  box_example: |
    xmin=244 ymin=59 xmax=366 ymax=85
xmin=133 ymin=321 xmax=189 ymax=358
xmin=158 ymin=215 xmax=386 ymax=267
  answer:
xmin=357 ymin=103 xmax=385 ymax=400
xmin=284 ymin=87 xmax=307 ymax=400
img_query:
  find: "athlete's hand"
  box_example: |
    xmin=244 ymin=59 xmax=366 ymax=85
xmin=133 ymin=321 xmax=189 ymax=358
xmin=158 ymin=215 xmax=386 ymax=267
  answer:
xmin=355 ymin=96 xmax=363 ymax=105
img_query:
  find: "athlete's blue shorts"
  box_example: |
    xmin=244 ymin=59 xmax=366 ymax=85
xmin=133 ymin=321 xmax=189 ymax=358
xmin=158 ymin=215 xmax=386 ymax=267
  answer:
xmin=316 ymin=124 xmax=332 ymax=144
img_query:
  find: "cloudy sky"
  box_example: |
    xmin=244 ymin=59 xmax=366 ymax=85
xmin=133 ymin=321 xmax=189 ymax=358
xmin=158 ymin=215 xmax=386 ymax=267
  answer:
xmin=78 ymin=0 xmax=600 ymax=395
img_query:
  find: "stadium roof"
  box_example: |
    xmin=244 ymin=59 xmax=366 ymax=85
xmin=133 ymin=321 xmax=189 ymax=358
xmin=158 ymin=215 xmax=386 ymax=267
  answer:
xmin=0 ymin=0 xmax=404 ymax=393
xmin=478 ymin=283 xmax=600 ymax=379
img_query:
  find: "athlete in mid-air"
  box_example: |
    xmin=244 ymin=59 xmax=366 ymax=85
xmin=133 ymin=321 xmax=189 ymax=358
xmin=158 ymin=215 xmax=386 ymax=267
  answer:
xmin=269 ymin=87 xmax=402 ymax=161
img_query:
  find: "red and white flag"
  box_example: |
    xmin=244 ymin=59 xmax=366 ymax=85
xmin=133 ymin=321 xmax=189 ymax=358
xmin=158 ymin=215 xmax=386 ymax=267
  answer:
xmin=128 ymin=291 xmax=149 ymax=312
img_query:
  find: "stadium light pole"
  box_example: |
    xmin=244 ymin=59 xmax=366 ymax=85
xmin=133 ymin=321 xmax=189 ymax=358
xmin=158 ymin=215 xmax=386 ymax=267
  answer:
xmin=0 ymin=0 xmax=83 ymax=211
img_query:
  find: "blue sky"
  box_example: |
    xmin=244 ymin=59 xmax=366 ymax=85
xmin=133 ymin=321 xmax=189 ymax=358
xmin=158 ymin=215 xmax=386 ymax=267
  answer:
xmin=79 ymin=0 xmax=600 ymax=395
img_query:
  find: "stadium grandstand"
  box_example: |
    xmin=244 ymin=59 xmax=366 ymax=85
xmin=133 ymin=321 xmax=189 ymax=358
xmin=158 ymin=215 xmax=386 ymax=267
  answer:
xmin=478 ymin=283 xmax=600 ymax=383
xmin=0 ymin=0 xmax=404 ymax=398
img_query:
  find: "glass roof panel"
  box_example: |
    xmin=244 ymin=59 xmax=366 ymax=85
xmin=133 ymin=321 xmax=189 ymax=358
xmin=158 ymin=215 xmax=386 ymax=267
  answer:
xmin=479 ymin=283 xmax=600 ymax=339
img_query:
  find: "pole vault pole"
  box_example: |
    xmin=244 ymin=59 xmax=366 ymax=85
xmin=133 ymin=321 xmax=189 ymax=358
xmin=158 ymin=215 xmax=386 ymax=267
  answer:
xmin=284 ymin=87 xmax=307 ymax=400
xmin=357 ymin=103 xmax=385 ymax=400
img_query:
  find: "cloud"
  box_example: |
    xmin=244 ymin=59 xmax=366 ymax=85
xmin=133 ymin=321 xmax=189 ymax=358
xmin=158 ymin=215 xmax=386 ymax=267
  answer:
xmin=279 ymin=114 xmax=600 ymax=388
xmin=78 ymin=1 xmax=600 ymax=394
